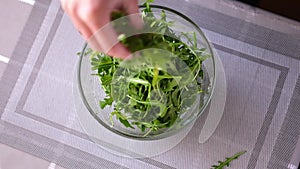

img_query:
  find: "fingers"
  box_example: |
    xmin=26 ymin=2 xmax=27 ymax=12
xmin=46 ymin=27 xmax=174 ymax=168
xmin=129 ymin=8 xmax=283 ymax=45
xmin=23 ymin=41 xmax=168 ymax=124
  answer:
xmin=70 ymin=13 xmax=93 ymax=39
xmin=61 ymin=0 xmax=140 ymax=59
xmin=84 ymin=4 xmax=132 ymax=59
xmin=61 ymin=0 xmax=93 ymax=39
xmin=88 ymin=21 xmax=131 ymax=59
xmin=125 ymin=0 xmax=144 ymax=29
xmin=108 ymin=42 xmax=132 ymax=59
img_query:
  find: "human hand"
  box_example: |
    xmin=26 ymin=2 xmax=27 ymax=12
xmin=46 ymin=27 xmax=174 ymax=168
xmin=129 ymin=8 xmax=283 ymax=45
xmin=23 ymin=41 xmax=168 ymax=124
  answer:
xmin=61 ymin=0 xmax=143 ymax=59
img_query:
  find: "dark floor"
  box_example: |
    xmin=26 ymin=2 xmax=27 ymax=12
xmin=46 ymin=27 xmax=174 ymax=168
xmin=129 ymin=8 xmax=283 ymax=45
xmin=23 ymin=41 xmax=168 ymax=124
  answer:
xmin=237 ymin=0 xmax=300 ymax=22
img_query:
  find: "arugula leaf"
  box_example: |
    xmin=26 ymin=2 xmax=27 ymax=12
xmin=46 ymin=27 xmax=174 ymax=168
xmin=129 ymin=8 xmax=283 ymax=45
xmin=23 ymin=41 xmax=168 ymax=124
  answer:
xmin=211 ymin=151 xmax=247 ymax=169
xmin=110 ymin=111 xmax=134 ymax=129
xmin=83 ymin=2 xmax=211 ymax=136
xmin=100 ymin=97 xmax=113 ymax=109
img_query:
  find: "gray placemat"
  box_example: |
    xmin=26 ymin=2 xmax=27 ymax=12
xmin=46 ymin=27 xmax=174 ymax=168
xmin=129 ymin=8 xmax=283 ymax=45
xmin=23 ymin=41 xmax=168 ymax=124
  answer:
xmin=1 ymin=0 xmax=299 ymax=169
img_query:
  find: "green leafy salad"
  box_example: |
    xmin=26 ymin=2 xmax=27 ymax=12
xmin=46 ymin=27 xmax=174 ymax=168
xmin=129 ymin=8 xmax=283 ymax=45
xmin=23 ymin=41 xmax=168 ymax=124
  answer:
xmin=83 ymin=2 xmax=211 ymax=136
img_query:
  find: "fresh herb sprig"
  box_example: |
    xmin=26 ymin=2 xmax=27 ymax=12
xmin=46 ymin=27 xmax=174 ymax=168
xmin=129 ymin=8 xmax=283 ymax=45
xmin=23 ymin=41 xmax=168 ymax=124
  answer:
xmin=86 ymin=2 xmax=210 ymax=136
xmin=211 ymin=151 xmax=247 ymax=169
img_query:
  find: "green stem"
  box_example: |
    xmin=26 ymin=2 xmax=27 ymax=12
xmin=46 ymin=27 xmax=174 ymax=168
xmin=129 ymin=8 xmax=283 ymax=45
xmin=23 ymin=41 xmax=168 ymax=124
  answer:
xmin=212 ymin=151 xmax=247 ymax=169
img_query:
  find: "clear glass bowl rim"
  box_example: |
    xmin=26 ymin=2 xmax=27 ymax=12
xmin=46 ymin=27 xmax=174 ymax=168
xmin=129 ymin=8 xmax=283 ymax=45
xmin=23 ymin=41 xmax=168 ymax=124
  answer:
xmin=77 ymin=4 xmax=216 ymax=140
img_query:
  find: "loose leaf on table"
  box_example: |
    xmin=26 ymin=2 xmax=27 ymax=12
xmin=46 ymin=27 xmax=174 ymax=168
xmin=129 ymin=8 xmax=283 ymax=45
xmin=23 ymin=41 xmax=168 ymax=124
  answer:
xmin=211 ymin=151 xmax=247 ymax=169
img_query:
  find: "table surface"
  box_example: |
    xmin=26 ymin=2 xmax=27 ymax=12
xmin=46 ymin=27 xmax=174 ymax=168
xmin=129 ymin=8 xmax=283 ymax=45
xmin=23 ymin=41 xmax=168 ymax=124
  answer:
xmin=0 ymin=0 xmax=300 ymax=169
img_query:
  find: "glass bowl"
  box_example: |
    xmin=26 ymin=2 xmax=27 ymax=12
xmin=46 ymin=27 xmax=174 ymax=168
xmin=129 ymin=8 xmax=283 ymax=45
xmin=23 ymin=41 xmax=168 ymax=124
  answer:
xmin=77 ymin=5 xmax=216 ymax=140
